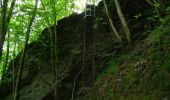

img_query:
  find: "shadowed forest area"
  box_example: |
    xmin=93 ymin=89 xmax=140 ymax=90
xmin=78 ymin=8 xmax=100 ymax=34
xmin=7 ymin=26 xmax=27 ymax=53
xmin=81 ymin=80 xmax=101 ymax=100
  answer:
xmin=0 ymin=0 xmax=170 ymax=100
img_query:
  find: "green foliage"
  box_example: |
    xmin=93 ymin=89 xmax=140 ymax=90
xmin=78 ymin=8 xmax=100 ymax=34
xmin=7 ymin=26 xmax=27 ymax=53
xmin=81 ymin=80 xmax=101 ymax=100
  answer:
xmin=163 ymin=60 xmax=170 ymax=72
xmin=96 ymin=60 xmax=118 ymax=81
xmin=107 ymin=60 xmax=118 ymax=74
xmin=148 ymin=25 xmax=168 ymax=45
xmin=0 ymin=0 xmax=82 ymax=77
xmin=154 ymin=2 xmax=161 ymax=8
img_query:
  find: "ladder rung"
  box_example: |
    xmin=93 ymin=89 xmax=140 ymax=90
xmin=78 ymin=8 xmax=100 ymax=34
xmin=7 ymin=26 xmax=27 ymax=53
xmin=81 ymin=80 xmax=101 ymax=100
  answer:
xmin=83 ymin=73 xmax=93 ymax=75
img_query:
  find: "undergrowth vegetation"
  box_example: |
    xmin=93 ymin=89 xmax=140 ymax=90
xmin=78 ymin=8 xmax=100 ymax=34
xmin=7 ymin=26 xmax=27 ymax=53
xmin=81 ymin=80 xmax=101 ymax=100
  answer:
xmin=83 ymin=15 xmax=170 ymax=100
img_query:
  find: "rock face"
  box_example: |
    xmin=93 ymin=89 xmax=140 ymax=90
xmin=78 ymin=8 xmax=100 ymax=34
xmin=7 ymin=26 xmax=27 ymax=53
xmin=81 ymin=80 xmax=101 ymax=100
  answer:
xmin=0 ymin=0 xmax=166 ymax=99
xmin=0 ymin=7 xmax=114 ymax=100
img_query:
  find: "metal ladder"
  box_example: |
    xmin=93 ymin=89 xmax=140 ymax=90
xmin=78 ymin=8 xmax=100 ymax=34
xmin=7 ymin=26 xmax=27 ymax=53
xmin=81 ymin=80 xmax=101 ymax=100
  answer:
xmin=82 ymin=3 xmax=95 ymax=88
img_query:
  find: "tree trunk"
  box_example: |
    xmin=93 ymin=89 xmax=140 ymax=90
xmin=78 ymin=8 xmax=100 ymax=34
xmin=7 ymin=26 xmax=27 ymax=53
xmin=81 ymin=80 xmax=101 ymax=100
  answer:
xmin=41 ymin=0 xmax=58 ymax=98
xmin=0 ymin=33 xmax=5 ymax=60
xmin=14 ymin=0 xmax=38 ymax=99
xmin=114 ymin=0 xmax=131 ymax=44
xmin=0 ymin=0 xmax=8 ymax=60
xmin=12 ymin=42 xmax=16 ymax=96
xmin=0 ymin=0 xmax=16 ymax=60
xmin=145 ymin=0 xmax=154 ymax=6
xmin=50 ymin=0 xmax=58 ymax=99
xmin=103 ymin=0 xmax=122 ymax=42
xmin=2 ymin=31 xmax=10 ymax=78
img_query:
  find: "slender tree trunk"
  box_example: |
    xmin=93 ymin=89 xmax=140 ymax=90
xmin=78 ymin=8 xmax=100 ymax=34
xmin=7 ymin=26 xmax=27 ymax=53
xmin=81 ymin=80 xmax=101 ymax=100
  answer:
xmin=7 ymin=0 xmax=16 ymax=25
xmin=12 ymin=42 xmax=16 ymax=98
xmin=14 ymin=0 xmax=38 ymax=99
xmin=0 ymin=0 xmax=2 ymax=8
xmin=0 ymin=0 xmax=8 ymax=60
xmin=145 ymin=0 xmax=166 ymax=16
xmin=41 ymin=1 xmax=58 ymax=98
xmin=2 ymin=30 xmax=10 ymax=77
xmin=0 ymin=0 xmax=16 ymax=60
xmin=0 ymin=31 xmax=9 ymax=86
xmin=154 ymin=0 xmax=166 ymax=16
xmin=50 ymin=0 xmax=58 ymax=99
xmin=145 ymin=0 xmax=154 ymax=6
xmin=103 ymin=0 xmax=121 ymax=42
xmin=0 ymin=34 xmax=6 ymax=59
xmin=114 ymin=0 xmax=131 ymax=44
xmin=1 ymin=0 xmax=16 ymax=72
